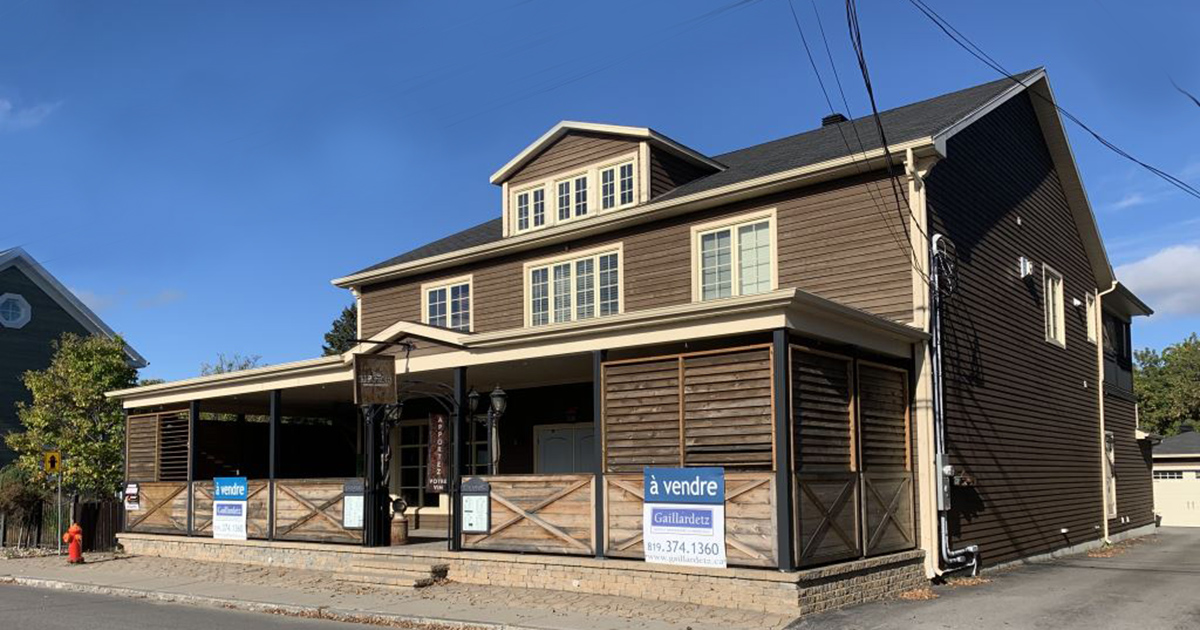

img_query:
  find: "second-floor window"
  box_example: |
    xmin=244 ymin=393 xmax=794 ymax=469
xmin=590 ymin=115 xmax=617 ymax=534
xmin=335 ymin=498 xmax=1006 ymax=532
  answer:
xmin=527 ymin=249 xmax=621 ymax=326
xmin=424 ymin=277 xmax=471 ymax=332
xmin=601 ymin=161 xmax=636 ymax=210
xmin=693 ymin=212 xmax=776 ymax=301
xmin=515 ymin=187 xmax=546 ymax=233
xmin=1043 ymin=265 xmax=1065 ymax=347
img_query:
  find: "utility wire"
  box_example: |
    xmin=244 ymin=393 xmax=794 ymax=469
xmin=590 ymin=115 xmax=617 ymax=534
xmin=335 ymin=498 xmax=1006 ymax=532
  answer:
xmin=1091 ymin=0 xmax=1200 ymax=111
xmin=908 ymin=0 xmax=1200 ymax=203
xmin=785 ymin=0 xmax=927 ymax=282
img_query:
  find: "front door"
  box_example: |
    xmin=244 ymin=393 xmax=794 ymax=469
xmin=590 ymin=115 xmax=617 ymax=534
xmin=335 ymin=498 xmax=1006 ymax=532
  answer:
xmin=535 ymin=424 xmax=595 ymax=473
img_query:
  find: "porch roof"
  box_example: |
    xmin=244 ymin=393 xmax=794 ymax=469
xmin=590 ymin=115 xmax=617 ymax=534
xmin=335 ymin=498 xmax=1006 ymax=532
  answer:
xmin=108 ymin=288 xmax=926 ymax=410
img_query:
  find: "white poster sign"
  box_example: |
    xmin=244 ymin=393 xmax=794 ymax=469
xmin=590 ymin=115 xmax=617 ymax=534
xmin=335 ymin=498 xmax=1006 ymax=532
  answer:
xmin=461 ymin=494 xmax=490 ymax=533
xmin=642 ymin=467 xmax=727 ymax=568
xmin=212 ymin=500 xmax=247 ymax=540
xmin=343 ymin=495 xmax=364 ymax=529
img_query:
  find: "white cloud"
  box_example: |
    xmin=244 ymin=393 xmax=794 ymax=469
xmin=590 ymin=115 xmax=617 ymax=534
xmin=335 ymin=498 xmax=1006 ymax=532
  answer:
xmin=0 ymin=98 xmax=62 ymax=132
xmin=1109 ymin=191 xmax=1152 ymax=210
xmin=137 ymin=289 xmax=185 ymax=308
xmin=72 ymin=288 xmax=118 ymax=313
xmin=1116 ymin=245 xmax=1200 ymax=315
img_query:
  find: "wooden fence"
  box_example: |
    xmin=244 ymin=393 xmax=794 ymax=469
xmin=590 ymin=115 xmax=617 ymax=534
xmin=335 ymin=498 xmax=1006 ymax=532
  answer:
xmin=125 ymin=478 xmax=362 ymax=544
xmin=604 ymin=471 xmax=777 ymax=568
xmin=462 ymin=474 xmax=595 ymax=555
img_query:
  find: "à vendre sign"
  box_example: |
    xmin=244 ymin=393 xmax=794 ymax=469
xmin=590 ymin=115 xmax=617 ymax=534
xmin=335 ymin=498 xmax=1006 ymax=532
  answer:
xmin=642 ymin=467 xmax=727 ymax=568
xmin=212 ymin=476 xmax=248 ymax=540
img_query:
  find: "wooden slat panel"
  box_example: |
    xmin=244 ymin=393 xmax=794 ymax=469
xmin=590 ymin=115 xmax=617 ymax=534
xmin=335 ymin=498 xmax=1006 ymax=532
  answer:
xmin=792 ymin=348 xmax=854 ymax=472
xmin=858 ymin=364 xmax=909 ymax=472
xmin=604 ymin=358 xmax=680 ymax=472
xmin=272 ymin=479 xmax=363 ymax=544
xmin=125 ymin=481 xmax=188 ymax=534
xmin=796 ymin=472 xmax=861 ymax=567
xmin=126 ymin=414 xmax=159 ymax=482
xmin=604 ymin=472 xmax=776 ymax=568
xmin=461 ymin=474 xmax=595 ymax=555
xmin=157 ymin=412 xmax=189 ymax=482
xmin=682 ymin=348 xmax=772 ymax=468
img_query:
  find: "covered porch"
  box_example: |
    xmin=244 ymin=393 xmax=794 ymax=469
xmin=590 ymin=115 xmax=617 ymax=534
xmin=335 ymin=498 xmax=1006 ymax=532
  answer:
xmin=112 ymin=288 xmax=926 ymax=572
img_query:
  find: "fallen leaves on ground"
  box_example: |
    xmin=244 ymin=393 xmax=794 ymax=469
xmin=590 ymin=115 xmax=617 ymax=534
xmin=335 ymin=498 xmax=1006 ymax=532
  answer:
xmin=945 ymin=576 xmax=991 ymax=588
xmin=896 ymin=586 xmax=938 ymax=601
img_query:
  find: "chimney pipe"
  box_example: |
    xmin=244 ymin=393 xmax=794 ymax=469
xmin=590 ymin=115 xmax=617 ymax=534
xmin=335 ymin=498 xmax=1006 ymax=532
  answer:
xmin=822 ymin=113 xmax=848 ymax=127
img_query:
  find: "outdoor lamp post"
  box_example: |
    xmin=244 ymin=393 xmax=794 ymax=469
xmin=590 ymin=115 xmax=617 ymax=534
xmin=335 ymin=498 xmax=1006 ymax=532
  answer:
xmin=467 ymin=386 xmax=507 ymax=473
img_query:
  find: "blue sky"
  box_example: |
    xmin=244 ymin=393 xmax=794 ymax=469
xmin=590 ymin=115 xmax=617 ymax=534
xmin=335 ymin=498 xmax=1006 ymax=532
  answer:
xmin=3 ymin=0 xmax=1198 ymax=381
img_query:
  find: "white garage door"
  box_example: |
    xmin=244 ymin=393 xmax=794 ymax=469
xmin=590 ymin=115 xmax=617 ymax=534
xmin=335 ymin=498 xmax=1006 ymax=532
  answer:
xmin=1154 ymin=470 xmax=1200 ymax=527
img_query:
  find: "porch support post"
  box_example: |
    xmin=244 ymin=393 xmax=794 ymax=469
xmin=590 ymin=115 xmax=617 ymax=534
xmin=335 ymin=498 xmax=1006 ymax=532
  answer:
xmin=449 ymin=366 xmax=467 ymax=552
xmin=592 ymin=349 xmax=606 ymax=559
xmin=268 ymin=389 xmax=281 ymax=541
xmin=772 ymin=329 xmax=796 ymax=572
xmin=187 ymin=400 xmax=199 ymax=537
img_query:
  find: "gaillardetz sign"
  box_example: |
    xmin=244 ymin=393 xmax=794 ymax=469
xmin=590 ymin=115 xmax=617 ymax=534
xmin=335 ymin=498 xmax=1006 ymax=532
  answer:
xmin=212 ymin=476 xmax=248 ymax=540
xmin=642 ymin=467 xmax=726 ymax=568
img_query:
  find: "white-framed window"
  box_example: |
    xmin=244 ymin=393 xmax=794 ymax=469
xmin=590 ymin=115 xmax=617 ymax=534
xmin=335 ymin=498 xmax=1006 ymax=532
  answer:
xmin=0 ymin=293 xmax=31 ymax=329
xmin=513 ymin=186 xmax=547 ymax=233
xmin=1043 ymin=265 xmax=1065 ymax=347
xmin=421 ymin=276 xmax=472 ymax=332
xmin=1153 ymin=470 xmax=1184 ymax=480
xmin=690 ymin=211 xmax=777 ymax=302
xmin=600 ymin=160 xmax=637 ymax=211
xmin=1085 ymin=292 xmax=1097 ymax=344
xmin=507 ymin=151 xmax=641 ymax=236
xmin=525 ymin=246 xmax=622 ymax=326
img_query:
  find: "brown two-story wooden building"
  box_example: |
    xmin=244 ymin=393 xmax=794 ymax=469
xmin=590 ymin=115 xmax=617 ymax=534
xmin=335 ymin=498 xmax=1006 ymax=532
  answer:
xmin=109 ymin=69 xmax=1155 ymax=613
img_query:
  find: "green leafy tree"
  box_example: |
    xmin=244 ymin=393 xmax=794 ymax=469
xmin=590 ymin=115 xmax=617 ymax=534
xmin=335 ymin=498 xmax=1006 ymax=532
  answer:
xmin=1135 ymin=333 xmax=1200 ymax=437
xmin=322 ymin=303 xmax=357 ymax=356
xmin=5 ymin=333 xmax=137 ymax=496
xmin=200 ymin=353 xmax=262 ymax=376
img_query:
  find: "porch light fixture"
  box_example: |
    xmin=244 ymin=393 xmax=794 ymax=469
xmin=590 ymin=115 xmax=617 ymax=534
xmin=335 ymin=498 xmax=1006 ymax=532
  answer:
xmin=489 ymin=385 xmax=508 ymax=418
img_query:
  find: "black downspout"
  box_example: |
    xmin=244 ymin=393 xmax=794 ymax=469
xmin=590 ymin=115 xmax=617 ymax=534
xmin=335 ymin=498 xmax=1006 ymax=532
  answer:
xmin=593 ymin=349 xmax=607 ymax=559
xmin=268 ymin=390 xmax=280 ymax=541
xmin=772 ymin=329 xmax=796 ymax=572
xmin=187 ymin=400 xmax=199 ymax=537
xmin=449 ymin=366 xmax=467 ymax=552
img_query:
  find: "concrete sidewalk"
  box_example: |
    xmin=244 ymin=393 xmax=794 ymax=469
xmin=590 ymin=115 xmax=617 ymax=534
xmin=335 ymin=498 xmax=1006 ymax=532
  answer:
xmin=0 ymin=552 xmax=794 ymax=630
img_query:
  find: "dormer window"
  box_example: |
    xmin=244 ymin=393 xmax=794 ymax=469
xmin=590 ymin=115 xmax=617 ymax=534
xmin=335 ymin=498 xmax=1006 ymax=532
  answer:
xmin=601 ymin=160 xmax=636 ymax=210
xmin=507 ymin=152 xmax=641 ymax=235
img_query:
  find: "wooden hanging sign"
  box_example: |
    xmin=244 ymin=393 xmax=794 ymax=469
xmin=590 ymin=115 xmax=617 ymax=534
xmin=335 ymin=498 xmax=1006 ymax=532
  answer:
xmin=353 ymin=354 xmax=396 ymax=405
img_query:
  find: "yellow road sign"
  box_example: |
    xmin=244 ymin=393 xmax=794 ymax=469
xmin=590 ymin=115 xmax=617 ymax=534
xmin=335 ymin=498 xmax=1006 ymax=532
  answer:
xmin=43 ymin=450 xmax=61 ymax=474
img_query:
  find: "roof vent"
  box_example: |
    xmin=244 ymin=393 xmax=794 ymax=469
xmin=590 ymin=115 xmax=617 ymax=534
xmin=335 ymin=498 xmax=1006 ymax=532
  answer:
xmin=822 ymin=113 xmax=847 ymax=127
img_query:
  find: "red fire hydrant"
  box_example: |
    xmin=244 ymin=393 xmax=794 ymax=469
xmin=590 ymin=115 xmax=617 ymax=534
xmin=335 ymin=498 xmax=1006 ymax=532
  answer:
xmin=63 ymin=522 xmax=84 ymax=564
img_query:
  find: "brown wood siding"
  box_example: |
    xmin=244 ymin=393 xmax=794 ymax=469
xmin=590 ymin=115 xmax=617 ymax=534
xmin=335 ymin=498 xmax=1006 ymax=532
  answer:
xmin=0 ymin=266 xmax=92 ymax=467
xmin=508 ymin=132 xmax=638 ymax=186
xmin=649 ymin=147 xmax=712 ymax=198
xmin=360 ymin=172 xmax=914 ymax=338
xmin=926 ymin=93 xmax=1105 ymax=566
xmin=1105 ymin=392 xmax=1155 ymax=534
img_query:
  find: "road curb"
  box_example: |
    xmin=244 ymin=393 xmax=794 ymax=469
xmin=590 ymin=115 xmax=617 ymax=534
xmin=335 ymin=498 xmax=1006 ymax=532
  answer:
xmin=0 ymin=575 xmax=536 ymax=630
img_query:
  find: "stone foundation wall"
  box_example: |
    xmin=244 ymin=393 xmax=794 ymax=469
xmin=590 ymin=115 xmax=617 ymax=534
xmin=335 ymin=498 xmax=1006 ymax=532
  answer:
xmin=117 ymin=533 xmax=925 ymax=617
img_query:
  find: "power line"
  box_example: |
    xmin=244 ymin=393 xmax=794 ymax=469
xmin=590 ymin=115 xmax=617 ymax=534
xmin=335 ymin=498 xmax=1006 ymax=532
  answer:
xmin=1091 ymin=0 xmax=1200 ymax=111
xmin=907 ymin=0 xmax=1200 ymax=203
xmin=784 ymin=0 xmax=927 ymax=282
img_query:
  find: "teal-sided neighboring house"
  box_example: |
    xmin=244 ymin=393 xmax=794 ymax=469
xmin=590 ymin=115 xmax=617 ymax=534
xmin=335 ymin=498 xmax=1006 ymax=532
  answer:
xmin=0 ymin=247 xmax=147 ymax=467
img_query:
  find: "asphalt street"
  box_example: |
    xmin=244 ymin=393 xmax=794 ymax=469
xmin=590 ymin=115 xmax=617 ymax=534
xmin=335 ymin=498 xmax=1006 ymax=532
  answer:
xmin=798 ymin=527 xmax=1200 ymax=630
xmin=0 ymin=585 xmax=363 ymax=630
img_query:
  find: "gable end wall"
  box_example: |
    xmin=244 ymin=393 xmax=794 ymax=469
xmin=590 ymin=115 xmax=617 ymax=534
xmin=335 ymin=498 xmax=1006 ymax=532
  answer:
xmin=926 ymin=92 xmax=1109 ymax=566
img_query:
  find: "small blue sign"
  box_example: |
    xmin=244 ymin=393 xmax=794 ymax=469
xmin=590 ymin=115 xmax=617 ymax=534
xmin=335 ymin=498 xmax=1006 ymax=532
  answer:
xmin=650 ymin=507 xmax=714 ymax=529
xmin=215 ymin=503 xmax=244 ymax=517
xmin=213 ymin=477 xmax=248 ymax=501
xmin=643 ymin=467 xmax=724 ymax=505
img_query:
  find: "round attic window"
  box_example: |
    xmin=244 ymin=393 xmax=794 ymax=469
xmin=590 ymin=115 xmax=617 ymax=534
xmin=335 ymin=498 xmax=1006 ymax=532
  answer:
xmin=0 ymin=293 xmax=31 ymax=329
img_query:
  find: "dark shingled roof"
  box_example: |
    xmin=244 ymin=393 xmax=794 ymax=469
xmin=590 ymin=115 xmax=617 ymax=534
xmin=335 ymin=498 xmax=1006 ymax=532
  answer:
xmin=1155 ymin=429 xmax=1200 ymax=456
xmin=350 ymin=71 xmax=1037 ymax=278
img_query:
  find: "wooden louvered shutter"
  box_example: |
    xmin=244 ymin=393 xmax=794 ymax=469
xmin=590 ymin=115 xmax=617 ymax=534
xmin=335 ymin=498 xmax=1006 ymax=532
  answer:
xmin=157 ymin=411 xmax=190 ymax=481
xmin=858 ymin=363 xmax=914 ymax=556
xmin=793 ymin=347 xmax=861 ymax=566
xmin=682 ymin=348 xmax=773 ymax=468
xmin=603 ymin=359 xmax=680 ymax=472
xmin=126 ymin=414 xmax=159 ymax=482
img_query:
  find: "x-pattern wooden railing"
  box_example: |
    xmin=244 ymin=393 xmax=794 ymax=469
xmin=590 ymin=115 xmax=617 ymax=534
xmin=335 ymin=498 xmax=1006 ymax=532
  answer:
xmin=470 ymin=477 xmax=593 ymax=553
xmin=864 ymin=475 xmax=913 ymax=552
xmin=274 ymin=483 xmax=353 ymax=539
xmin=127 ymin=483 xmax=187 ymax=531
xmin=798 ymin=476 xmax=858 ymax=562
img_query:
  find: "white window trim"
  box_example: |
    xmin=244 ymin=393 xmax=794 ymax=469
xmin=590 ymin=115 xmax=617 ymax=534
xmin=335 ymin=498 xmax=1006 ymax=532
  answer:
xmin=420 ymin=275 xmax=474 ymax=333
xmin=0 ymin=293 xmax=31 ymax=329
xmin=689 ymin=209 xmax=779 ymax=303
xmin=1085 ymin=291 xmax=1097 ymax=344
xmin=508 ymin=150 xmax=640 ymax=236
xmin=1043 ymin=264 xmax=1065 ymax=348
xmin=522 ymin=243 xmax=625 ymax=328
xmin=597 ymin=156 xmax=638 ymax=213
